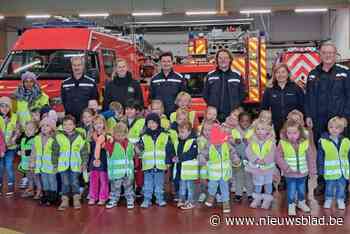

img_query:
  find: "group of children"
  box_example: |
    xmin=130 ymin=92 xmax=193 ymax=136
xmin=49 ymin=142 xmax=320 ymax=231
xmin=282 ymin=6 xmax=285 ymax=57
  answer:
xmin=0 ymin=90 xmax=349 ymax=215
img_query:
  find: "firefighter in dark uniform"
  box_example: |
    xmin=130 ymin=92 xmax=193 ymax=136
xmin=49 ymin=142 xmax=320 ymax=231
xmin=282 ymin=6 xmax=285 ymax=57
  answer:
xmin=305 ymin=42 xmax=350 ymax=195
xmin=203 ymin=49 xmax=246 ymax=122
xmin=261 ymin=63 xmax=305 ymax=137
xmin=150 ymin=52 xmax=186 ymax=117
xmin=61 ymin=56 xmax=99 ymax=122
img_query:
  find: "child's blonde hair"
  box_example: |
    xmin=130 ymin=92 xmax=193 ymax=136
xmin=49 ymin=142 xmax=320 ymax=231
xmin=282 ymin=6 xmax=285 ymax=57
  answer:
xmin=92 ymin=115 xmax=107 ymax=131
xmin=175 ymin=91 xmax=192 ymax=106
xmin=109 ymin=101 xmax=124 ymax=113
xmin=328 ymin=116 xmax=347 ymax=130
xmin=287 ymin=109 xmax=305 ymax=126
xmin=113 ymin=122 xmax=129 ymax=138
xmin=254 ymin=120 xmax=274 ymax=137
xmin=280 ymin=119 xmax=307 ymax=142
xmin=151 ymin=99 xmax=165 ymax=113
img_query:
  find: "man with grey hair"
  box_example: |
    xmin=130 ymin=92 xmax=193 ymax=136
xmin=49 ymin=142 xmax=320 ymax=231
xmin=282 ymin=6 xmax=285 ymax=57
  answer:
xmin=61 ymin=55 xmax=98 ymax=121
xmin=305 ymin=41 xmax=350 ymax=196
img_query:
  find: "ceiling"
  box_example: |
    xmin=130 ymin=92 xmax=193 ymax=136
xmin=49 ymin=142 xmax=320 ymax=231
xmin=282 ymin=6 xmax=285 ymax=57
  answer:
xmin=0 ymin=0 xmax=348 ymax=16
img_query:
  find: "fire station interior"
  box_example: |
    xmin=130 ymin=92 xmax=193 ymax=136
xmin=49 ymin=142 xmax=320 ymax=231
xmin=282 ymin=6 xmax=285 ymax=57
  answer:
xmin=0 ymin=1 xmax=350 ymax=234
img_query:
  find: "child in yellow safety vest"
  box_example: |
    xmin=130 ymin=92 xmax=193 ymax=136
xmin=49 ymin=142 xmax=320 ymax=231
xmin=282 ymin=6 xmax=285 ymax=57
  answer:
xmin=18 ymin=121 xmax=38 ymax=196
xmin=230 ymin=111 xmax=255 ymax=202
xmin=168 ymin=108 xmax=191 ymax=201
xmin=204 ymin=124 xmax=239 ymax=213
xmin=52 ymin=115 xmax=89 ymax=211
xmin=122 ymin=99 xmax=145 ymax=197
xmin=0 ymin=96 xmax=21 ymax=196
xmin=318 ymin=117 xmax=350 ymax=210
xmin=32 ymin=117 xmax=58 ymax=206
xmin=169 ymin=121 xmax=198 ymax=210
xmin=276 ymin=119 xmax=317 ymax=216
xmin=197 ymin=121 xmax=214 ymax=203
xmin=105 ymin=122 xmax=135 ymax=209
xmin=245 ymin=120 xmax=276 ymax=209
xmin=220 ymin=108 xmax=244 ymax=199
xmin=137 ymin=113 xmax=175 ymax=208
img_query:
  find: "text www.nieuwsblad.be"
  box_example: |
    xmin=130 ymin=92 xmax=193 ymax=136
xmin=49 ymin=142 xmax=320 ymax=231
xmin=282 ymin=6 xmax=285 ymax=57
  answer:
xmin=209 ymin=215 xmax=344 ymax=227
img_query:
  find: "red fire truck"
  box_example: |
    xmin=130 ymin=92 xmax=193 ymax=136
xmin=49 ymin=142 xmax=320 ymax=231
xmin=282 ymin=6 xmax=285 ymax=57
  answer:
xmin=0 ymin=21 xmax=145 ymax=111
xmin=169 ymin=29 xmax=268 ymax=117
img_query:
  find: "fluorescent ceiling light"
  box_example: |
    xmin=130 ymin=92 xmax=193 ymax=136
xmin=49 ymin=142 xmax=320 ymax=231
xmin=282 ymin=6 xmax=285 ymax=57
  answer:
xmin=26 ymin=14 xmax=51 ymax=19
xmin=79 ymin=13 xmax=109 ymax=17
xmin=132 ymin=12 xmax=163 ymax=16
xmin=0 ymin=16 xmax=4 ymax=20
xmin=295 ymin=8 xmax=328 ymax=13
xmin=186 ymin=10 xmax=217 ymax=15
xmin=240 ymin=9 xmax=271 ymax=14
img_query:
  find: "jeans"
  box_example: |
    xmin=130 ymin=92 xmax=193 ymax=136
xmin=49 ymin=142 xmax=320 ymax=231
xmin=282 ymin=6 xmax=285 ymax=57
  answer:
xmin=325 ymin=177 xmax=347 ymax=200
xmin=179 ymin=180 xmax=195 ymax=203
xmin=255 ymin=184 xmax=273 ymax=194
xmin=208 ymin=179 xmax=230 ymax=202
xmin=143 ymin=170 xmax=165 ymax=203
xmin=60 ymin=170 xmax=80 ymax=195
xmin=0 ymin=150 xmax=16 ymax=186
xmin=41 ymin=173 xmax=57 ymax=192
xmin=285 ymin=177 xmax=306 ymax=204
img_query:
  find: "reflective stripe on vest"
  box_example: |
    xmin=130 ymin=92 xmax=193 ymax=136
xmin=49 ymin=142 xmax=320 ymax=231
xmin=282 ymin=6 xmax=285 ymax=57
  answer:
xmin=107 ymin=142 xmax=134 ymax=180
xmin=56 ymin=133 xmax=85 ymax=172
xmin=141 ymin=132 xmax=168 ymax=170
xmin=208 ymin=143 xmax=232 ymax=181
xmin=320 ymin=138 xmax=350 ymax=180
xmin=128 ymin=119 xmax=145 ymax=144
xmin=18 ymin=137 xmax=34 ymax=171
xmin=0 ymin=114 xmax=17 ymax=149
xmin=173 ymin=138 xmax=198 ymax=180
xmin=34 ymin=135 xmax=55 ymax=174
xmin=170 ymin=111 xmax=196 ymax=127
xmin=280 ymin=140 xmax=309 ymax=174
xmin=250 ymin=139 xmax=275 ymax=170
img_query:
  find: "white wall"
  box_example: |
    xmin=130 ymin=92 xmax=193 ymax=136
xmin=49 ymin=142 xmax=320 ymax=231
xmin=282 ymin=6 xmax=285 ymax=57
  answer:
xmin=332 ymin=8 xmax=350 ymax=60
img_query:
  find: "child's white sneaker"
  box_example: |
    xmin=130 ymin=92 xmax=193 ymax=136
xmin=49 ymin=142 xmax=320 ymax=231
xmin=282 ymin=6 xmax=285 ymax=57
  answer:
xmin=297 ymin=200 xmax=311 ymax=212
xmin=181 ymin=202 xmax=194 ymax=210
xmin=198 ymin=193 xmax=206 ymax=203
xmin=157 ymin=201 xmax=167 ymax=207
xmin=127 ymin=200 xmax=135 ymax=209
xmin=19 ymin=177 xmax=28 ymax=189
xmin=324 ymin=199 xmax=332 ymax=209
xmin=288 ymin=203 xmax=296 ymax=216
xmin=337 ymin=199 xmax=346 ymax=210
xmin=106 ymin=200 xmax=118 ymax=209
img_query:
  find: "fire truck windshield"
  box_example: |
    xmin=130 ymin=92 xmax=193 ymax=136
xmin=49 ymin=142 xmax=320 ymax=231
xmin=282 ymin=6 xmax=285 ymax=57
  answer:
xmin=182 ymin=72 xmax=207 ymax=98
xmin=0 ymin=50 xmax=98 ymax=80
